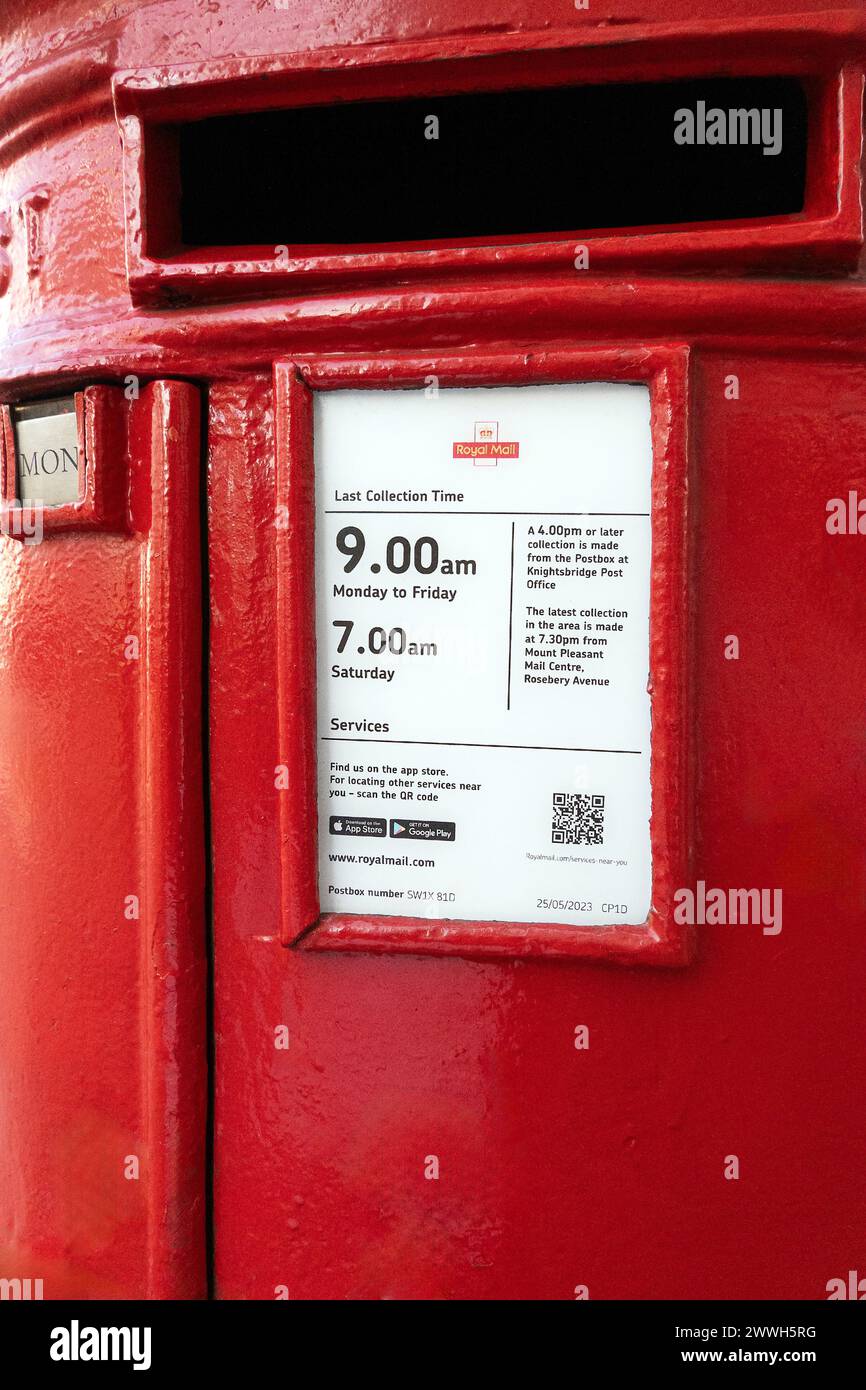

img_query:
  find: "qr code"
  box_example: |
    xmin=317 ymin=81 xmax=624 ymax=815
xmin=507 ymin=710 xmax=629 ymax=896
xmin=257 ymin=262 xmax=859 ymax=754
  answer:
xmin=551 ymin=792 xmax=605 ymax=846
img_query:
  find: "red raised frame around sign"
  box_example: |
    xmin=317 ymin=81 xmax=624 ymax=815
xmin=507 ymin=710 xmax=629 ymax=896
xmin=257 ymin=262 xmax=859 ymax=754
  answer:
xmin=0 ymin=386 xmax=128 ymax=536
xmin=274 ymin=346 xmax=693 ymax=966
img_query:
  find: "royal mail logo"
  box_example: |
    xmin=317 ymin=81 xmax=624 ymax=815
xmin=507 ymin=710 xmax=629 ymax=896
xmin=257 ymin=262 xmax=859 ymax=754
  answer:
xmin=452 ymin=421 xmax=519 ymax=465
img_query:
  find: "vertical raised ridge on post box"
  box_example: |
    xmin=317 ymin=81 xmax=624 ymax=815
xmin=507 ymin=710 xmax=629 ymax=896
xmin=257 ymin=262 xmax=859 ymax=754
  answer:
xmin=273 ymin=365 xmax=319 ymax=945
xmin=132 ymin=380 xmax=208 ymax=1298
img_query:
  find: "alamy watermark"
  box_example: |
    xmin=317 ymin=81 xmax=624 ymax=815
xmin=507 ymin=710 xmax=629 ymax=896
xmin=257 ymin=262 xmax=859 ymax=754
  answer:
xmin=50 ymin=1321 xmax=152 ymax=1371
xmin=0 ymin=1276 xmax=43 ymax=1299
xmin=674 ymin=881 xmax=782 ymax=935
xmin=674 ymin=102 xmax=783 ymax=157
xmin=0 ymin=500 xmax=43 ymax=544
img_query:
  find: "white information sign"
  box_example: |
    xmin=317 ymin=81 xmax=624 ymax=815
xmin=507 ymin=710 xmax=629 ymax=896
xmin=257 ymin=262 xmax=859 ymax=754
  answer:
xmin=315 ymin=383 xmax=653 ymax=927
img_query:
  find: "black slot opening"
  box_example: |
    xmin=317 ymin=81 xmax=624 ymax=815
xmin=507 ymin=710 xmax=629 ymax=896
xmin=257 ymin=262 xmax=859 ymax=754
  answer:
xmin=177 ymin=76 xmax=807 ymax=251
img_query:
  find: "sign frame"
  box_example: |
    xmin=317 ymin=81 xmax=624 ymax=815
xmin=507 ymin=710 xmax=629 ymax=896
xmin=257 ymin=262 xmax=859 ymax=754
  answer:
xmin=0 ymin=386 xmax=128 ymax=537
xmin=274 ymin=345 xmax=693 ymax=966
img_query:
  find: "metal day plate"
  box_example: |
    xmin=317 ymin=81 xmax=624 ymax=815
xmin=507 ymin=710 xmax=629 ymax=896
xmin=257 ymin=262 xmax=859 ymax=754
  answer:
xmin=13 ymin=397 xmax=81 ymax=508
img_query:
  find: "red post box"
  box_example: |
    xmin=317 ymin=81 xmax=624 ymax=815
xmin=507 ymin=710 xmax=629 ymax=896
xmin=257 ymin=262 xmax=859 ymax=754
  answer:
xmin=1 ymin=0 xmax=865 ymax=1303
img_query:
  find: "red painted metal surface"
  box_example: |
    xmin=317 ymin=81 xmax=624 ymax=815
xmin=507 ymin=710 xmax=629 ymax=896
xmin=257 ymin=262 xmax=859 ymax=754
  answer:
xmin=0 ymin=382 xmax=206 ymax=1299
xmin=208 ymin=355 xmax=866 ymax=1300
xmin=0 ymin=0 xmax=865 ymax=1302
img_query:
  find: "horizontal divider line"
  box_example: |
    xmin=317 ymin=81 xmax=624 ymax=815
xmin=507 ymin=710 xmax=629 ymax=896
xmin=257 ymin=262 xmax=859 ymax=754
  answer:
xmin=322 ymin=737 xmax=643 ymax=753
xmin=324 ymin=510 xmax=650 ymax=516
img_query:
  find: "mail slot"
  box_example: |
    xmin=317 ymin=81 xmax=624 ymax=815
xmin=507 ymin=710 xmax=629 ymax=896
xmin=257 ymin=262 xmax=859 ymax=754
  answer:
xmin=1 ymin=0 xmax=866 ymax=1316
xmin=176 ymin=77 xmax=808 ymax=247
